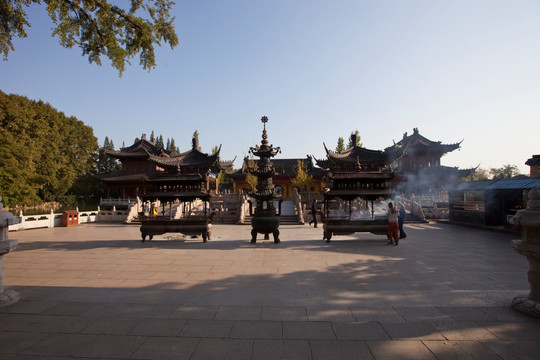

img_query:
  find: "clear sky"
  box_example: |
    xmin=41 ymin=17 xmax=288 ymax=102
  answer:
xmin=2 ymin=0 xmax=539 ymax=174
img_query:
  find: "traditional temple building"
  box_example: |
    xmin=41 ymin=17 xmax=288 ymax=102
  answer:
xmin=227 ymin=155 xmax=327 ymax=198
xmin=315 ymin=134 xmax=400 ymax=193
xmin=96 ymin=134 xmax=170 ymax=199
xmin=384 ymin=128 xmax=474 ymax=195
xmin=526 ymin=155 xmax=540 ymax=177
xmin=97 ymin=135 xmax=233 ymax=199
xmin=315 ymin=135 xmax=398 ymax=241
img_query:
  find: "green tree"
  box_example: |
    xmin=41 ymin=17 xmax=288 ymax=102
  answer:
xmin=335 ymin=137 xmax=345 ymax=153
xmin=466 ymin=168 xmax=490 ymax=181
xmin=1 ymin=0 xmax=179 ymax=75
xmin=192 ymin=130 xmax=202 ymax=151
xmin=347 ymin=129 xmax=362 ymax=148
xmin=245 ymin=158 xmax=258 ymax=192
xmin=150 ymin=130 xmax=155 ymax=142
xmin=0 ymin=91 xmax=97 ymax=206
xmin=96 ymin=137 xmax=120 ymax=175
xmin=290 ymin=159 xmax=313 ymax=192
xmin=169 ymin=137 xmax=179 ymax=154
xmin=489 ymin=164 xmax=522 ymax=180
xmin=156 ymin=134 xmax=164 ymax=148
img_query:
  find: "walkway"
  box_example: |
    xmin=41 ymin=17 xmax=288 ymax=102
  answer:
xmin=1 ymin=222 xmax=539 ymax=359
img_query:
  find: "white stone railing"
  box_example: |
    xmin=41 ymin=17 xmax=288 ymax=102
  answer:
xmin=7 ymin=207 xmax=128 ymax=231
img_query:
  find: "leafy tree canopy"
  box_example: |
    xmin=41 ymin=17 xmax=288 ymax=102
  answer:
xmin=290 ymin=159 xmax=313 ymax=191
xmin=0 ymin=90 xmax=98 ymax=206
xmin=1 ymin=0 xmax=179 ymax=75
xmin=489 ymin=164 xmax=522 ymax=180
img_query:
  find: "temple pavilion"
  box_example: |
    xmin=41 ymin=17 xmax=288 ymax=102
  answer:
xmin=97 ymin=135 xmax=234 ymax=200
xmin=314 ymin=134 xmax=399 ymax=240
xmin=384 ymin=128 xmax=475 ymax=195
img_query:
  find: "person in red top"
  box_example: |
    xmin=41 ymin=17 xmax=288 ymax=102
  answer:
xmin=385 ymin=202 xmax=399 ymax=246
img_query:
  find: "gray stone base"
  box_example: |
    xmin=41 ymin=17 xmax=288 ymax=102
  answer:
xmin=0 ymin=289 xmax=20 ymax=307
xmin=511 ymin=296 xmax=540 ymax=318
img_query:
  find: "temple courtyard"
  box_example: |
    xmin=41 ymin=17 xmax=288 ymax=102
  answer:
xmin=0 ymin=222 xmax=539 ymax=359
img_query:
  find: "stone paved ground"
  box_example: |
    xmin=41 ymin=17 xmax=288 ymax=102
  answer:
xmin=1 ymin=222 xmax=539 ymax=359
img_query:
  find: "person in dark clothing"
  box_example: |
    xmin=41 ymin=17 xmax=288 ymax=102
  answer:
xmin=398 ymin=200 xmax=407 ymax=239
xmin=309 ymin=199 xmax=318 ymax=228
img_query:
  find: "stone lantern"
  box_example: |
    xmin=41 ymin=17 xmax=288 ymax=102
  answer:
xmin=510 ymin=186 xmax=540 ymax=317
xmin=0 ymin=196 xmax=20 ymax=307
xmin=248 ymin=116 xmax=282 ymax=243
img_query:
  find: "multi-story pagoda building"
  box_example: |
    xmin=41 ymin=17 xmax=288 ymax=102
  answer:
xmin=385 ymin=128 xmax=474 ymax=195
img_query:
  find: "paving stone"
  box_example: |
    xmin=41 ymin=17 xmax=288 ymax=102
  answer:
xmin=178 ymin=319 xmax=234 ymax=338
xmin=251 ymin=340 xmax=311 ymax=360
xmin=130 ymin=318 xmax=187 ymax=336
xmin=367 ymin=340 xmax=437 ymax=360
xmin=351 ymin=307 xmax=406 ymax=322
xmin=283 ymin=321 xmax=336 ymax=340
xmin=215 ymin=305 xmax=262 ymax=320
xmin=0 ymin=331 xmax=46 ymax=355
xmin=332 ymin=322 xmax=391 ymax=340
xmin=438 ymin=306 xmax=498 ymax=322
xmin=381 ymin=322 xmax=446 ymax=340
xmin=22 ymin=333 xmax=97 ymax=357
xmin=482 ymin=322 xmax=540 ymax=341
xmin=230 ymin=320 xmax=283 ymax=339
xmin=75 ymin=334 xmax=147 ymax=358
xmin=480 ymin=306 xmax=539 ymax=322
xmin=307 ymin=307 xmax=356 ymax=322
xmin=261 ymin=306 xmax=308 ymax=321
xmin=395 ymin=307 xmax=453 ymax=322
xmin=433 ymin=321 xmax=499 ymax=341
xmin=34 ymin=315 xmax=94 ymax=333
xmin=39 ymin=301 xmax=98 ymax=316
xmin=189 ymin=338 xmax=253 ymax=360
xmin=423 ymin=340 xmax=502 ymax=360
xmin=311 ymin=339 xmax=374 ymax=360
xmin=81 ymin=317 xmax=140 ymax=334
xmin=131 ymin=337 xmax=199 ymax=360
xmin=170 ymin=305 xmax=220 ymax=319
xmin=481 ymin=340 xmax=540 ymax=360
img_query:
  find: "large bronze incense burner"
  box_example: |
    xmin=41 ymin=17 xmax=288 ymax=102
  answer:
xmin=317 ymin=139 xmax=397 ymax=242
xmin=138 ymin=136 xmax=231 ymax=243
xmin=248 ymin=116 xmax=282 ymax=243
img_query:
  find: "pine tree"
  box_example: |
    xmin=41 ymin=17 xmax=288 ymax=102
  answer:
xmin=347 ymin=130 xmax=362 ymax=148
xmin=336 ymin=137 xmax=345 ymax=153
xmin=156 ymin=135 xmax=164 ymax=148
xmin=170 ymin=138 xmax=179 ymax=155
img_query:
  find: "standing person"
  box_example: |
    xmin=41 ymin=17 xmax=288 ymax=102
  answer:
xmin=385 ymin=202 xmax=399 ymax=245
xmin=398 ymin=200 xmax=407 ymax=239
xmin=309 ymin=199 xmax=318 ymax=228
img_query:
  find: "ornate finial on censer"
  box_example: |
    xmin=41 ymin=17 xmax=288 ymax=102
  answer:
xmin=261 ymin=116 xmax=269 ymax=145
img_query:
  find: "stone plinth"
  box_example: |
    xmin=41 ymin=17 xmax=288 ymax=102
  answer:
xmin=510 ymin=186 xmax=540 ymax=317
xmin=0 ymin=196 xmax=20 ymax=307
